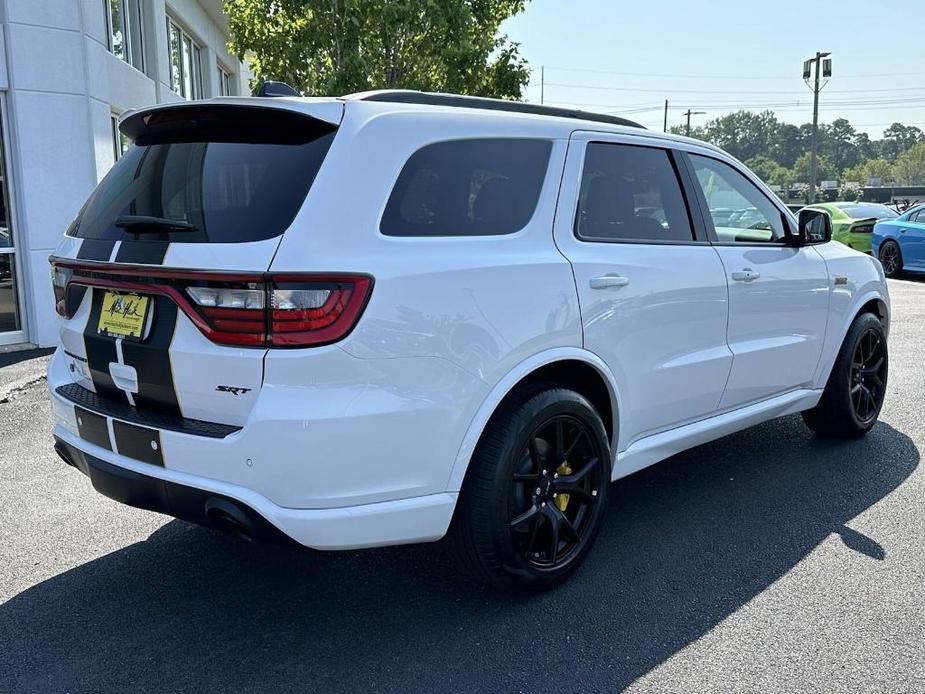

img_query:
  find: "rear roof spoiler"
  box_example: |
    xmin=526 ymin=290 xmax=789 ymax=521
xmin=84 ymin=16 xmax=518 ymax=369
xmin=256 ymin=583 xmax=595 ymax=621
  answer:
xmin=119 ymin=97 xmax=344 ymax=140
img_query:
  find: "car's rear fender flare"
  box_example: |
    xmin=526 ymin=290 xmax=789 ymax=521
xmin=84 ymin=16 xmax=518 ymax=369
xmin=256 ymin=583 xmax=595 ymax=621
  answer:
xmin=444 ymin=347 xmax=621 ymax=493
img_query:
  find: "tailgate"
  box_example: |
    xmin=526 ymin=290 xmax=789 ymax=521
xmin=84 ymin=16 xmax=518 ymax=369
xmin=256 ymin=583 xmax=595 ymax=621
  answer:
xmin=51 ymin=101 xmax=342 ymax=427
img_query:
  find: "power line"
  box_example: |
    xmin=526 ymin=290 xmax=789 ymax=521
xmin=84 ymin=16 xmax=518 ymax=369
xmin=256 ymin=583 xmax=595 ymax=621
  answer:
xmin=537 ymin=99 xmax=925 ymax=114
xmin=535 ymin=81 xmax=925 ymax=96
xmin=533 ymin=64 xmax=925 ymax=81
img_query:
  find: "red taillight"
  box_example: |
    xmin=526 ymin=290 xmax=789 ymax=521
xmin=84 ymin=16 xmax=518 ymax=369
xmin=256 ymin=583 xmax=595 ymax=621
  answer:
xmin=268 ymin=277 xmax=372 ymax=347
xmin=52 ymin=266 xmax=73 ymax=317
xmin=50 ymin=260 xmax=373 ymax=348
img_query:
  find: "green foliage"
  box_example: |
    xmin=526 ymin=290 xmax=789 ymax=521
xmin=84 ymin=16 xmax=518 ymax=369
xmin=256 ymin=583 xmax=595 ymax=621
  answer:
xmin=838 ymin=182 xmax=860 ymax=202
xmin=790 ymin=152 xmax=837 ymax=183
xmin=880 ymin=123 xmax=925 ymax=160
xmin=745 ymin=155 xmax=789 ymax=186
xmin=892 ymin=143 xmax=925 ymax=185
xmin=224 ymin=0 xmax=531 ymax=99
xmin=841 ymin=158 xmax=893 ymax=185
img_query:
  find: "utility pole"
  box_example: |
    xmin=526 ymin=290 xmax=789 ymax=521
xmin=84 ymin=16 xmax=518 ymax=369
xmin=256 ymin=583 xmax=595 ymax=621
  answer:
xmin=804 ymin=52 xmax=831 ymax=204
xmin=684 ymin=109 xmax=705 ymax=137
xmin=663 ymin=100 xmax=668 ymax=132
xmin=540 ymin=65 xmax=544 ymax=105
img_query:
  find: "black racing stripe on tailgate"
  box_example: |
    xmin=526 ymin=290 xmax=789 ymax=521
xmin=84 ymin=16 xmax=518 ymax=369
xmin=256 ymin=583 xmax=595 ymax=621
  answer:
xmin=75 ymin=406 xmax=111 ymax=450
xmin=83 ymin=289 xmax=129 ymax=404
xmin=76 ymin=239 xmax=116 ymax=261
xmin=120 ymin=295 xmax=181 ymax=416
xmin=115 ymin=241 xmax=169 ymax=265
xmin=112 ymin=420 xmax=163 ymax=466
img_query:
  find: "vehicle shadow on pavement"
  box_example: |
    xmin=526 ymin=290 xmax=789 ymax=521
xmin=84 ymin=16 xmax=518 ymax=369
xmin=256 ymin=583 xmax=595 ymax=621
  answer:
xmin=1 ymin=415 xmax=917 ymax=693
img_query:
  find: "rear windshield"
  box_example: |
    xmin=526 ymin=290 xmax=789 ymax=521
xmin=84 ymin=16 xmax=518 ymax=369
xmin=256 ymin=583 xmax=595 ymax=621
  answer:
xmin=839 ymin=204 xmax=898 ymax=220
xmin=72 ymin=107 xmax=336 ymax=243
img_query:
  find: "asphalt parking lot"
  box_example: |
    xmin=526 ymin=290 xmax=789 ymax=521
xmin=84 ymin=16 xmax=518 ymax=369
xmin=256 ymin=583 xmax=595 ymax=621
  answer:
xmin=1 ymin=278 xmax=924 ymax=693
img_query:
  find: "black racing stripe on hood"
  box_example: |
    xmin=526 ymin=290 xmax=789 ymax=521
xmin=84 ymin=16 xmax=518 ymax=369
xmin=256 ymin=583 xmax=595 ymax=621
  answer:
xmin=115 ymin=241 xmax=169 ymax=265
xmin=82 ymin=289 xmax=129 ymax=404
xmin=76 ymin=239 xmax=116 ymax=261
xmin=120 ymin=295 xmax=181 ymax=417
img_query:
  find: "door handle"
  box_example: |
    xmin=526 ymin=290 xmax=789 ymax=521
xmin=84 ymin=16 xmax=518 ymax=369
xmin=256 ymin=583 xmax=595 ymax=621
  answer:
xmin=731 ymin=269 xmax=760 ymax=282
xmin=589 ymin=274 xmax=630 ymax=289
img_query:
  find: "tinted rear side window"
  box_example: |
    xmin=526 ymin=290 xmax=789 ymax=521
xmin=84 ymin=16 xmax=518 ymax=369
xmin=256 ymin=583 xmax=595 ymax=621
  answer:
xmin=575 ymin=143 xmax=693 ymax=242
xmin=73 ymin=107 xmax=336 ymax=243
xmin=380 ymin=138 xmax=552 ymax=237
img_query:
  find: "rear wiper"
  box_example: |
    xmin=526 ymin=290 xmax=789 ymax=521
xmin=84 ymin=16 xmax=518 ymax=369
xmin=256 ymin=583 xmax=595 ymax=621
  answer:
xmin=115 ymin=215 xmax=198 ymax=233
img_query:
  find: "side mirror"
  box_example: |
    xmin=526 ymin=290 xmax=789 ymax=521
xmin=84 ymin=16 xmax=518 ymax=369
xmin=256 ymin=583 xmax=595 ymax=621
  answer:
xmin=794 ymin=208 xmax=832 ymax=245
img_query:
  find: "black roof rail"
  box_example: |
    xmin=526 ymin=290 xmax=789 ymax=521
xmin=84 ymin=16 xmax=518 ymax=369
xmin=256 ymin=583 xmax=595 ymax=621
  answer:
xmin=345 ymin=90 xmax=644 ymax=129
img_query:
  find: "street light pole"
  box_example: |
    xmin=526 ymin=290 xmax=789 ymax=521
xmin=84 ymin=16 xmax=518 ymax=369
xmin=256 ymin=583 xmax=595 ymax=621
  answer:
xmin=540 ymin=65 xmax=544 ymax=105
xmin=663 ymin=99 xmax=668 ymax=133
xmin=804 ymin=52 xmax=831 ymax=204
xmin=684 ymin=109 xmax=705 ymax=137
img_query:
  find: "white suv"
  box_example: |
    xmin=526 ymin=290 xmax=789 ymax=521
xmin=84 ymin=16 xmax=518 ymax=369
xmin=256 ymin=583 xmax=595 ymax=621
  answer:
xmin=49 ymin=91 xmax=890 ymax=590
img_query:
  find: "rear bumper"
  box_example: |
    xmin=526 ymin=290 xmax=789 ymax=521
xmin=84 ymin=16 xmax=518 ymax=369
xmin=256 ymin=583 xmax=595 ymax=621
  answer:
xmin=52 ymin=427 xmax=458 ymax=550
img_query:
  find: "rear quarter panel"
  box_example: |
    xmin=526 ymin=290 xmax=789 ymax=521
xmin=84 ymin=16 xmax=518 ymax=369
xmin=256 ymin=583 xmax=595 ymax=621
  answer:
xmin=270 ymin=109 xmax=582 ymax=383
xmin=268 ymin=107 xmax=582 ymax=495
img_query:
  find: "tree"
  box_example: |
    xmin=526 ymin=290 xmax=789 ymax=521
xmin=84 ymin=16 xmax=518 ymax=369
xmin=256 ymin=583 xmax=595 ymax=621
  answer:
xmin=822 ymin=118 xmax=859 ymax=172
xmin=698 ymin=110 xmax=781 ymax=164
xmin=790 ymin=152 xmax=836 ymax=184
xmin=746 ymin=154 xmax=789 ymax=185
xmin=838 ymin=182 xmax=860 ymax=202
xmin=841 ymin=158 xmax=893 ymax=185
xmin=892 ymin=143 xmax=925 ymax=185
xmin=853 ymin=132 xmax=876 ymax=162
xmin=768 ymin=123 xmax=802 ymax=169
xmin=881 ymin=122 xmax=924 ymax=160
xmin=224 ymin=0 xmax=532 ymax=99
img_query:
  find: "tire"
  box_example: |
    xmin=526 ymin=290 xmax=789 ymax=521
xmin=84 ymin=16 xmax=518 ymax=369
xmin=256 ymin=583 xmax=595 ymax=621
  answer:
xmin=802 ymin=312 xmax=888 ymax=439
xmin=449 ymin=387 xmax=611 ymax=592
xmin=879 ymin=240 xmax=903 ymax=278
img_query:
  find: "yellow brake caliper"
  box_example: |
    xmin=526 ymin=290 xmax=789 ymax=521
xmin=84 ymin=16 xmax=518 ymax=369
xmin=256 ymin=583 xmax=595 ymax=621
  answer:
xmin=555 ymin=461 xmax=572 ymax=511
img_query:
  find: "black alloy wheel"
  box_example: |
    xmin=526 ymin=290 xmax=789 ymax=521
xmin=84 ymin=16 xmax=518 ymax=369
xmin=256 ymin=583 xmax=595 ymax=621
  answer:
xmin=849 ymin=327 xmax=887 ymax=425
xmin=879 ymin=241 xmax=901 ymax=277
xmin=802 ymin=311 xmax=888 ymax=439
xmin=450 ymin=387 xmax=611 ymax=591
xmin=509 ymin=415 xmax=604 ymax=569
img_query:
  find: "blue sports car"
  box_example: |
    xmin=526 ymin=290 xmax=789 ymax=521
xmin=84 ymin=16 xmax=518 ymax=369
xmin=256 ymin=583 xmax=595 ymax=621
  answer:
xmin=872 ymin=203 xmax=925 ymax=278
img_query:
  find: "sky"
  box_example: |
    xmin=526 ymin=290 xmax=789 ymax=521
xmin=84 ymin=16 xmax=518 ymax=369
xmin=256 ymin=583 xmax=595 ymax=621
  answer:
xmin=500 ymin=0 xmax=925 ymax=138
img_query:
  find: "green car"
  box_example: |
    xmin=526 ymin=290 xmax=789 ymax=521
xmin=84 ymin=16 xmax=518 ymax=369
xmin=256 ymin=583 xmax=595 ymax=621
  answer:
xmin=803 ymin=202 xmax=899 ymax=254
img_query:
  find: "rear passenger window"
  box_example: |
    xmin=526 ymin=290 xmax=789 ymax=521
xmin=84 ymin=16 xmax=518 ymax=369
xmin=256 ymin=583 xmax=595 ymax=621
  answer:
xmin=575 ymin=143 xmax=694 ymax=242
xmin=380 ymin=138 xmax=552 ymax=237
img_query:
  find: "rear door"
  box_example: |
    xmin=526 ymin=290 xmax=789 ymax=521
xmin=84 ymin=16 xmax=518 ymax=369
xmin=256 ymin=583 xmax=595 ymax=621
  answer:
xmin=680 ymin=150 xmax=829 ymax=409
xmin=52 ymin=102 xmax=341 ymax=426
xmin=902 ymin=208 xmax=925 ymax=270
xmin=553 ymin=132 xmax=733 ymax=452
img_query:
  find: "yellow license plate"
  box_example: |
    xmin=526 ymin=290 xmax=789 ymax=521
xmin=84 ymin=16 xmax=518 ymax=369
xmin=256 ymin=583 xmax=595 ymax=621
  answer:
xmin=97 ymin=291 xmax=150 ymax=339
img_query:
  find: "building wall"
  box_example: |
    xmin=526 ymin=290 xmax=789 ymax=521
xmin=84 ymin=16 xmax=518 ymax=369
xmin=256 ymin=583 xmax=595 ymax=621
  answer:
xmin=0 ymin=0 xmax=250 ymax=347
